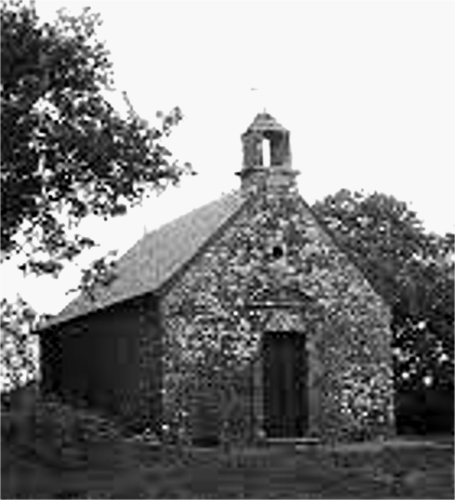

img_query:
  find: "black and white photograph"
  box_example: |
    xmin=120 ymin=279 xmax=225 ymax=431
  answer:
xmin=1 ymin=0 xmax=454 ymax=497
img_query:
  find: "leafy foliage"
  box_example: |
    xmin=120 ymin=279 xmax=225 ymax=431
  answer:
xmin=1 ymin=0 xmax=192 ymax=274
xmin=0 ymin=296 xmax=46 ymax=391
xmin=1 ymin=395 xmax=150 ymax=498
xmin=66 ymin=249 xmax=119 ymax=302
xmin=312 ymin=189 xmax=454 ymax=394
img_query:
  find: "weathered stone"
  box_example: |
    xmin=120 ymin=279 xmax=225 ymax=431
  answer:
xmin=161 ymin=178 xmax=394 ymax=443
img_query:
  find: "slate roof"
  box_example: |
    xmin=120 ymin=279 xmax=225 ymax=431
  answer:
xmin=245 ymin=112 xmax=288 ymax=133
xmin=50 ymin=191 xmax=246 ymax=327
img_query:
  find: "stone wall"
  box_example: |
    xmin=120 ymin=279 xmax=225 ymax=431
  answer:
xmin=160 ymin=189 xmax=395 ymax=443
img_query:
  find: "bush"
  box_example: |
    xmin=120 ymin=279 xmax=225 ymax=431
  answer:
xmin=396 ymin=389 xmax=454 ymax=435
xmin=2 ymin=395 xmax=134 ymax=471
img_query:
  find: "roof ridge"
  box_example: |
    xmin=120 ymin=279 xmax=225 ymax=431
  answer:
xmin=116 ymin=190 xmax=242 ymax=264
xmin=146 ymin=189 xmax=240 ymax=236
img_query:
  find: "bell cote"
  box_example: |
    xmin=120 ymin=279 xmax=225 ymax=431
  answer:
xmin=237 ymin=112 xmax=299 ymax=193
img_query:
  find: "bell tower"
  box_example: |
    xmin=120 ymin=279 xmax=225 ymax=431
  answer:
xmin=238 ymin=112 xmax=299 ymax=193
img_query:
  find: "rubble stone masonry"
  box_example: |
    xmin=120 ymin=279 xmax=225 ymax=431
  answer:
xmin=161 ymin=187 xmax=395 ymax=444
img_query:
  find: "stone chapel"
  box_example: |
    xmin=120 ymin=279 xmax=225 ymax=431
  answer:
xmin=39 ymin=112 xmax=395 ymax=444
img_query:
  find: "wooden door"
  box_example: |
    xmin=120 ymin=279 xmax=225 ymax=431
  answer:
xmin=262 ymin=331 xmax=308 ymax=438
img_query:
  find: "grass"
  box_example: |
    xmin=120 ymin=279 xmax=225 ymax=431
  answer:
xmin=3 ymin=434 xmax=453 ymax=498
xmin=1 ymin=390 xmax=453 ymax=498
xmin=134 ymin=440 xmax=454 ymax=499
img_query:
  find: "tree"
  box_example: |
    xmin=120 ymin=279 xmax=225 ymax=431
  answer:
xmin=66 ymin=249 xmax=119 ymax=302
xmin=312 ymin=189 xmax=454 ymax=396
xmin=0 ymin=296 xmax=46 ymax=391
xmin=1 ymin=0 xmax=193 ymax=275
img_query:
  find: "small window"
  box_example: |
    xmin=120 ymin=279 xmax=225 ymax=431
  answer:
xmin=271 ymin=245 xmax=284 ymax=260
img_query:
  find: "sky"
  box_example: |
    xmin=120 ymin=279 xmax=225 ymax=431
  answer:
xmin=2 ymin=0 xmax=454 ymax=315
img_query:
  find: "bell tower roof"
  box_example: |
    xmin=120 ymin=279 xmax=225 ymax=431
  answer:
xmin=245 ymin=112 xmax=288 ymax=134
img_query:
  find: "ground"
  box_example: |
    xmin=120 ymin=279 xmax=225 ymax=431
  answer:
xmin=2 ymin=435 xmax=453 ymax=498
